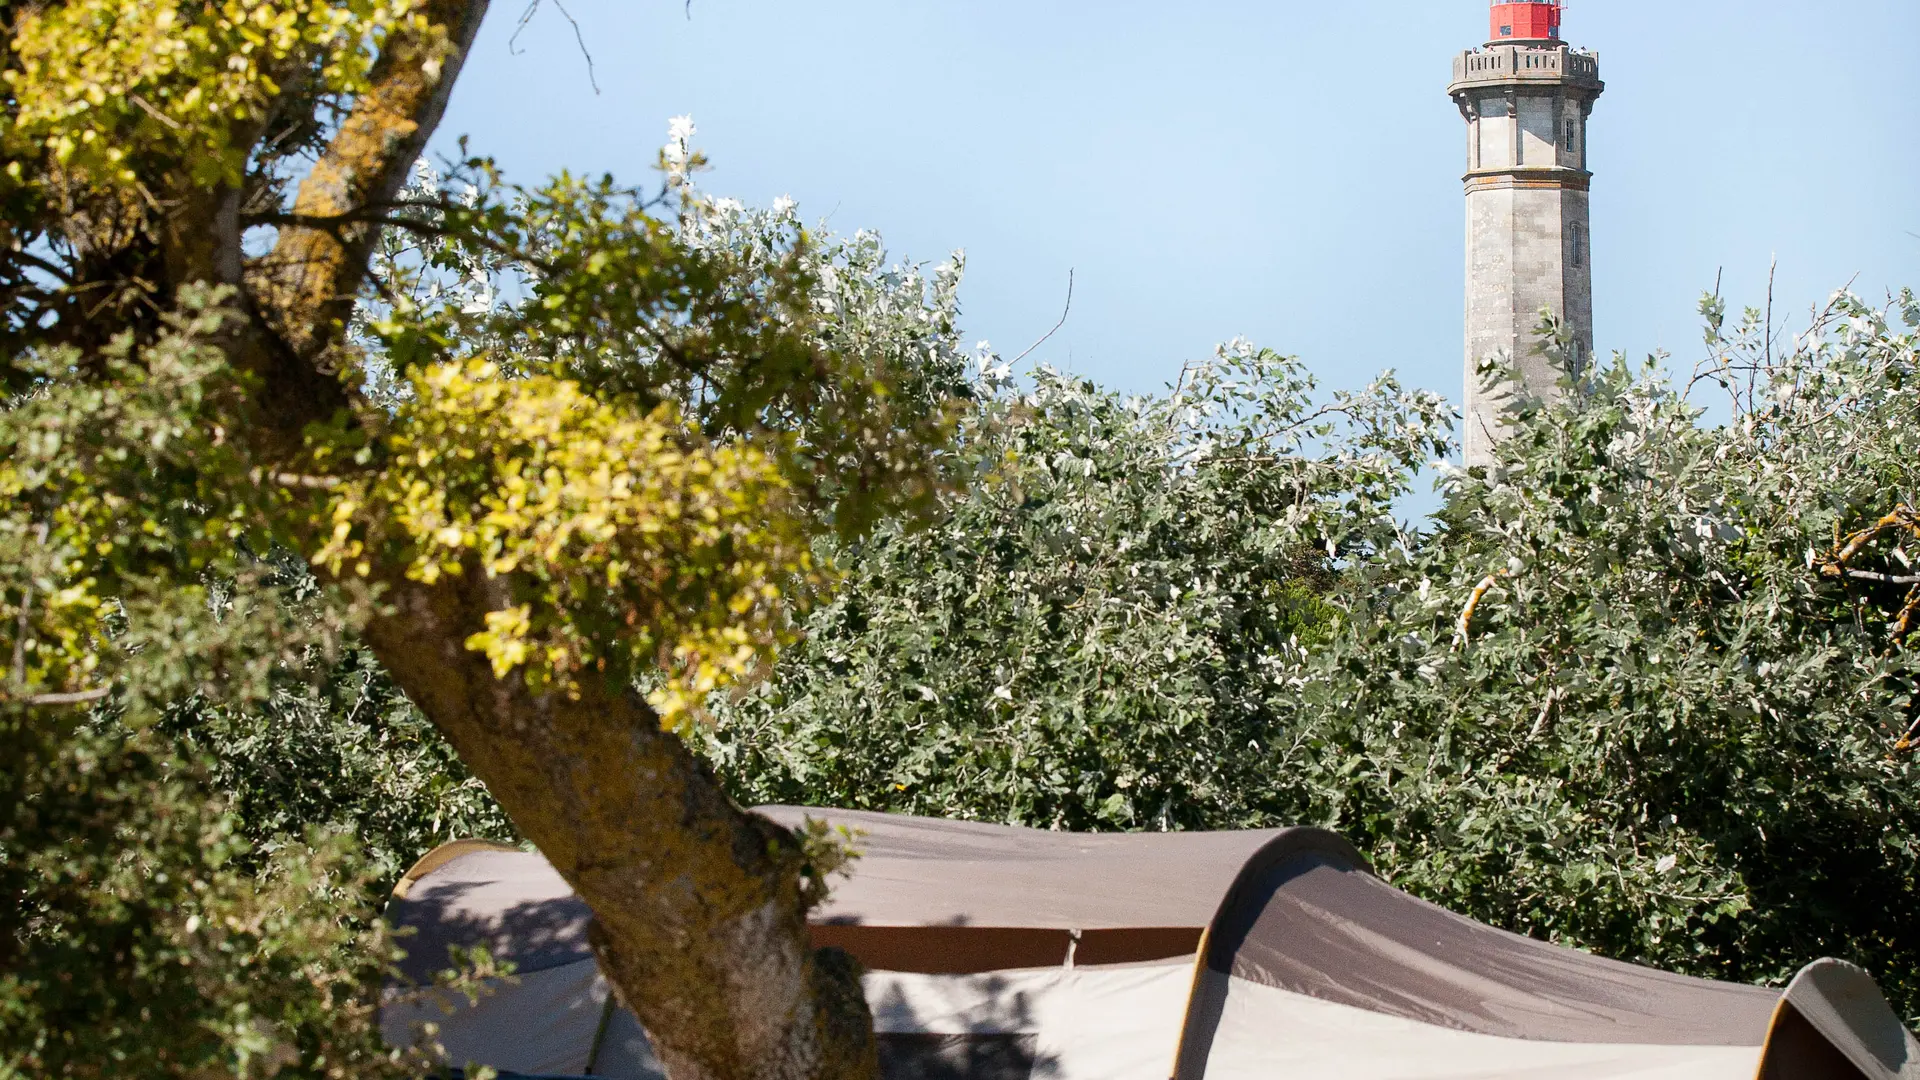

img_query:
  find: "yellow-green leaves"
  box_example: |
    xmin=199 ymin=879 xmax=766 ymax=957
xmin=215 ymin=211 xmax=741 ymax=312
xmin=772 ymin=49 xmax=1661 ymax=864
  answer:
xmin=3 ymin=0 xmax=421 ymax=190
xmin=317 ymin=359 xmax=818 ymax=725
xmin=0 ymin=290 xmax=261 ymax=710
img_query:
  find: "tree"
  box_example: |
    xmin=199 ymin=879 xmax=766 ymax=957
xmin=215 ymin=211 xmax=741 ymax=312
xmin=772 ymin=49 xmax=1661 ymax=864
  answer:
xmin=2 ymin=3 xmax=963 ymax=1077
xmin=710 ymin=292 xmax=1920 ymax=1020
xmin=710 ymin=343 xmax=1450 ymax=831
xmin=165 ymin=633 xmax=520 ymax=878
xmin=1292 ymin=296 xmax=1920 ymax=1016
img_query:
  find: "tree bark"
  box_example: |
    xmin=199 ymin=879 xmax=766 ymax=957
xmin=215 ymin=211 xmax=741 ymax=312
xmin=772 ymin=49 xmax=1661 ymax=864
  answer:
xmin=359 ymin=568 xmax=877 ymax=1080
xmin=262 ymin=0 xmax=491 ymax=367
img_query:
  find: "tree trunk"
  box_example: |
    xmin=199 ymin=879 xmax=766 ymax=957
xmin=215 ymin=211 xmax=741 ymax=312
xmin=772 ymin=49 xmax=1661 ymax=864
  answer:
xmin=359 ymin=568 xmax=877 ymax=1080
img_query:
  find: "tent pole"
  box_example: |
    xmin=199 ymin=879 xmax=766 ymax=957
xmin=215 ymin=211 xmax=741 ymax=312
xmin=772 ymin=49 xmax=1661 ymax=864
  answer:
xmin=584 ymin=989 xmax=618 ymax=1076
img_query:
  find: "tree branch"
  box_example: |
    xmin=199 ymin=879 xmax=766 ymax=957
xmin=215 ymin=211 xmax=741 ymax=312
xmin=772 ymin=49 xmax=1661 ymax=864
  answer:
xmin=237 ymin=5 xmax=882 ymax=1074
xmin=1843 ymin=568 xmax=1920 ymax=587
xmin=6 ymin=248 xmax=78 ymax=286
xmin=1895 ymin=588 xmax=1920 ymax=642
xmin=127 ymin=92 xmax=184 ymax=132
xmin=13 ymin=687 xmax=111 ymax=706
xmin=260 ymin=0 xmax=492 ymax=368
xmin=1009 ymin=269 xmax=1072 ymax=366
xmin=261 ymin=470 xmax=344 ymax=491
xmin=1822 ymin=506 xmax=1919 ymax=576
xmin=1893 ymin=710 xmax=1920 ymax=754
xmin=1457 ymin=570 xmax=1509 ymax=646
xmin=253 ymin=207 xmax=557 ymax=277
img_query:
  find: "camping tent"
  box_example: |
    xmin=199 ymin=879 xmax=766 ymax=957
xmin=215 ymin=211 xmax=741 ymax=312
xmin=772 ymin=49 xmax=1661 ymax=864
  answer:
xmin=382 ymin=806 xmax=1920 ymax=1079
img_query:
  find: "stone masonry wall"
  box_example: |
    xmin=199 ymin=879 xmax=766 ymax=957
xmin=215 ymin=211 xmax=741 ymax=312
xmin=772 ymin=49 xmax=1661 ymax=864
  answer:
xmin=1463 ymin=181 xmax=1593 ymax=466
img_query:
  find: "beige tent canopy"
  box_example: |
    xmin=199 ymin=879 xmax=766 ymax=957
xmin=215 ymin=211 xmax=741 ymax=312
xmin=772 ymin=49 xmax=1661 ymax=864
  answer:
xmin=382 ymin=807 xmax=1920 ymax=1080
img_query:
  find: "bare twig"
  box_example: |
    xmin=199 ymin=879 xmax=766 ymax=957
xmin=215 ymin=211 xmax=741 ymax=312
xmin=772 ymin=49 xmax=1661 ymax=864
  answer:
xmin=509 ymin=0 xmax=600 ymax=94
xmin=509 ymin=0 xmax=539 ymax=52
xmin=1170 ymin=359 xmax=1198 ymax=400
xmin=1764 ymin=255 xmax=1776 ymax=377
xmin=1842 ymin=568 xmax=1920 ymax=587
xmin=342 ymin=669 xmax=375 ymax=729
xmin=17 ymin=687 xmax=111 ymax=707
xmin=127 ymin=93 xmax=183 ymax=131
xmin=263 ymin=470 xmax=344 ymax=491
xmin=1009 ymin=269 xmax=1074 ymax=366
xmin=1688 ymin=266 xmax=1746 ymax=415
xmin=550 ymin=0 xmax=600 ymax=94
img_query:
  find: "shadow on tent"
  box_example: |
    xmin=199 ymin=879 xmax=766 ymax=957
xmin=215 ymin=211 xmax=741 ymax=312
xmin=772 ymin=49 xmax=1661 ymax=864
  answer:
xmin=382 ymin=809 xmax=1920 ymax=1080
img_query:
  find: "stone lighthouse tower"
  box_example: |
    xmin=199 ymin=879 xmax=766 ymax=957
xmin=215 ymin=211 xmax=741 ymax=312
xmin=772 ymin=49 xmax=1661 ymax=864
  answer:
xmin=1449 ymin=1 xmax=1603 ymax=466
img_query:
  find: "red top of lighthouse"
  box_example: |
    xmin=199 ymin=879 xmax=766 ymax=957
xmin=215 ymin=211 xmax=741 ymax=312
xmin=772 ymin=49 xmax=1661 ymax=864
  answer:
xmin=1489 ymin=1 xmax=1563 ymax=44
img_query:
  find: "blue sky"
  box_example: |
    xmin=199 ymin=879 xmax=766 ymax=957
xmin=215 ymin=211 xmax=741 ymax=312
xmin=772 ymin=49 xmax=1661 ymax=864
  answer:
xmin=434 ymin=0 xmax=1919 ymax=410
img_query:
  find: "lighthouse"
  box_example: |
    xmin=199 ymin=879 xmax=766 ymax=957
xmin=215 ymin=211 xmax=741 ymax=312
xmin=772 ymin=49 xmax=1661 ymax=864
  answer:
xmin=1449 ymin=1 xmax=1603 ymax=466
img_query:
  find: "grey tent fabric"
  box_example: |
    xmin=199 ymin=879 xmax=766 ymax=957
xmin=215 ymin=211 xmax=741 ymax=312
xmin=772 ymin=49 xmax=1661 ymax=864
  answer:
xmin=385 ymin=807 xmax=1284 ymax=981
xmin=755 ymin=805 xmax=1285 ymax=929
xmin=1169 ymin=828 xmax=1920 ymax=1080
xmin=388 ymin=839 xmax=592 ymax=985
xmin=381 ymin=960 xmax=625 ymax=1077
xmin=756 ymin=805 xmax=1283 ymax=973
xmin=383 ymin=806 xmax=1920 ymax=1080
xmin=1774 ymin=960 xmax=1920 ymax=1080
xmin=1193 ymin=842 xmax=1778 ymax=1045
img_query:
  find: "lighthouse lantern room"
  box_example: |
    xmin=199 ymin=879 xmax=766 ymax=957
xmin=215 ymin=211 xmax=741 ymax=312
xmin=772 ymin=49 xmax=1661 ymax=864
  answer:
xmin=1489 ymin=1 xmax=1562 ymax=44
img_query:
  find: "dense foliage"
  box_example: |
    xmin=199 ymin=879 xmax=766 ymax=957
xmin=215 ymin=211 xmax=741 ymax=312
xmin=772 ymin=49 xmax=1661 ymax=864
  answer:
xmin=710 ymin=343 xmax=1451 ymax=830
xmin=0 ymin=292 xmax=418 ymax=1078
xmin=1 ymin=720 xmax=412 ymax=1078
xmin=167 ymin=641 xmax=517 ymax=875
xmin=1299 ymin=295 xmax=1920 ymax=1010
xmin=714 ymin=293 xmax=1920 ymax=1019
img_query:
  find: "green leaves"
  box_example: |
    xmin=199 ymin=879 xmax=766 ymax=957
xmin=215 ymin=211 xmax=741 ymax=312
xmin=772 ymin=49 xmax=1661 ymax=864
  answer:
xmin=1301 ymin=290 xmax=1920 ymax=1011
xmin=0 ymin=712 xmax=429 ymax=1080
xmin=711 ymin=286 xmax=1920 ymax=1021
xmin=3 ymin=0 xmax=416 ymax=190
xmin=354 ymin=153 xmax=967 ymax=541
xmin=708 ymin=342 xmax=1448 ymax=831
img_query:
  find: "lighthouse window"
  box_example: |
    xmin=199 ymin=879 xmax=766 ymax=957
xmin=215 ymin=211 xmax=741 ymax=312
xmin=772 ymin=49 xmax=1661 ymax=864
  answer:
xmin=1499 ymin=24 xmax=1514 ymax=36
xmin=1571 ymin=224 xmax=1587 ymax=268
